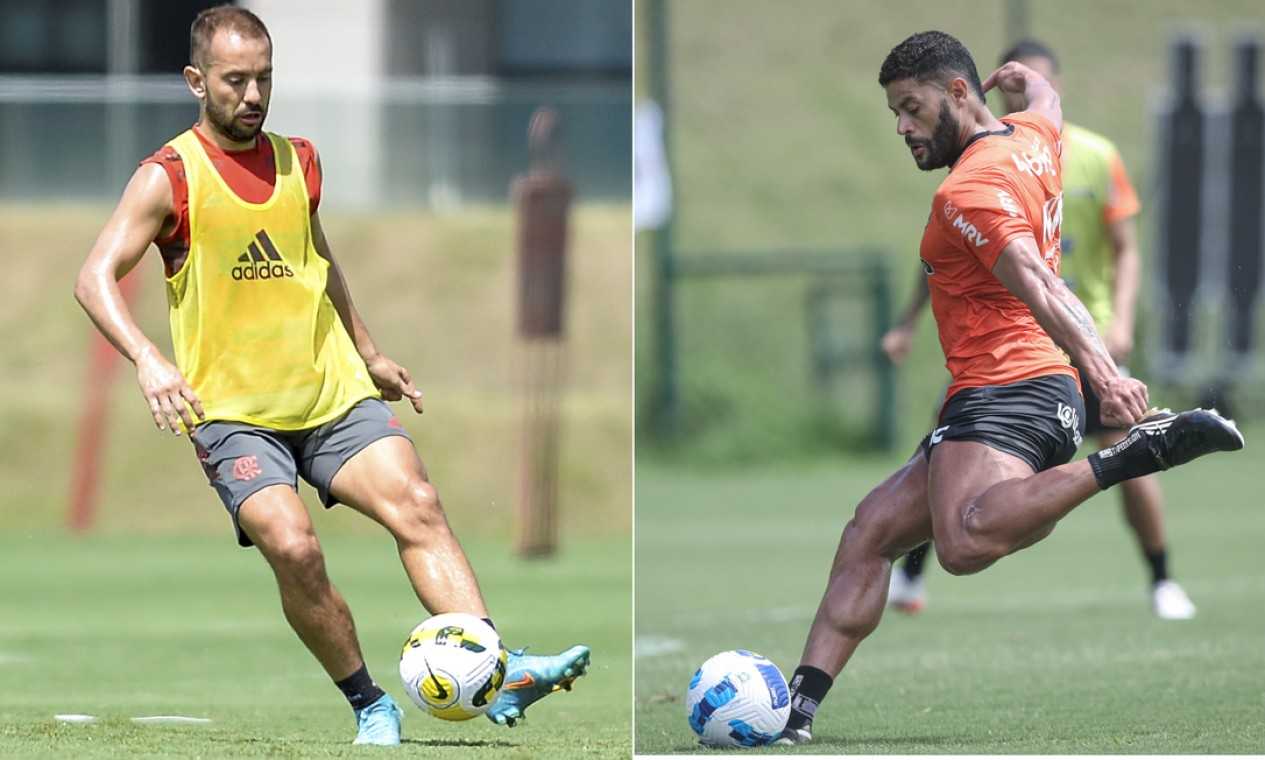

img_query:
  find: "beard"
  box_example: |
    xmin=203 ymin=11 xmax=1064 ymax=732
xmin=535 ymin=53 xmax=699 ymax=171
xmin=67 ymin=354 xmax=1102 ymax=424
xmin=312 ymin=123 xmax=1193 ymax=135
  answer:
xmin=908 ymin=100 xmax=965 ymax=171
xmin=204 ymin=93 xmax=266 ymax=144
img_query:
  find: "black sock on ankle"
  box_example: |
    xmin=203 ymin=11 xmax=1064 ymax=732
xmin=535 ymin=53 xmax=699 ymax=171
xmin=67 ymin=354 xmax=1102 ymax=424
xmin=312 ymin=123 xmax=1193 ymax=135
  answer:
xmin=336 ymin=663 xmax=386 ymax=711
xmin=1145 ymin=548 xmax=1169 ymax=585
xmin=903 ymin=542 xmax=930 ymax=580
xmin=785 ymin=665 xmax=833 ymax=730
xmin=1087 ymin=433 xmax=1161 ymax=490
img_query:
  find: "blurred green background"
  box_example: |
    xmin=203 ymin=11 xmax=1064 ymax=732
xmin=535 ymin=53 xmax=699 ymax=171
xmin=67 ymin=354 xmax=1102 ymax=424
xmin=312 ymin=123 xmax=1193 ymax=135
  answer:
xmin=636 ymin=0 xmax=1265 ymax=462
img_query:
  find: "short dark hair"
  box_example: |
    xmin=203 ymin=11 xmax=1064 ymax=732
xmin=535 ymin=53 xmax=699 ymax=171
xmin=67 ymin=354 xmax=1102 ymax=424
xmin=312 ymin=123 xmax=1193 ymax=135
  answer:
xmin=879 ymin=30 xmax=986 ymax=102
xmin=190 ymin=4 xmax=271 ymax=70
xmin=999 ymin=39 xmax=1060 ymax=72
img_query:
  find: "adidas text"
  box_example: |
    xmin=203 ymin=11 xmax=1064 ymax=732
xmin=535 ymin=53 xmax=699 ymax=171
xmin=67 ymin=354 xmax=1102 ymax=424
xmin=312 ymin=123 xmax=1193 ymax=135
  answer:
xmin=232 ymin=262 xmax=295 ymax=280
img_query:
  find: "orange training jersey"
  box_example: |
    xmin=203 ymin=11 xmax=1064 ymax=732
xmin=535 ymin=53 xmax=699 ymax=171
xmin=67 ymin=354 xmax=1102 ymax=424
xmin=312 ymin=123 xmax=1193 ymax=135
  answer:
xmin=919 ymin=111 xmax=1076 ymax=403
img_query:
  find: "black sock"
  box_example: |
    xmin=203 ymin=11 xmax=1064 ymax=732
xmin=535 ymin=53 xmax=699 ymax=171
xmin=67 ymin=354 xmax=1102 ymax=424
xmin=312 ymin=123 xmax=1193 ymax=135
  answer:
xmin=1087 ymin=431 xmax=1162 ymax=490
xmin=336 ymin=663 xmax=386 ymax=711
xmin=785 ymin=665 xmax=833 ymax=730
xmin=1145 ymin=548 xmax=1169 ymax=585
xmin=903 ymin=542 xmax=930 ymax=580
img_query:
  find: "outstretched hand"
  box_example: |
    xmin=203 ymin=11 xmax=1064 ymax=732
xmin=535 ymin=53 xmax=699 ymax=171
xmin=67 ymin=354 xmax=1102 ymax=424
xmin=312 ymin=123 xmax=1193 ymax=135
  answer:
xmin=365 ymin=353 xmax=424 ymax=414
xmin=136 ymin=349 xmax=205 ymax=435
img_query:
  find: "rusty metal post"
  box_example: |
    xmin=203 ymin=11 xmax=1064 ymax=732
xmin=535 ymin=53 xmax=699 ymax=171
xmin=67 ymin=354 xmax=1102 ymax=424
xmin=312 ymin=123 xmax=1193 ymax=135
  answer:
xmin=512 ymin=107 xmax=571 ymax=557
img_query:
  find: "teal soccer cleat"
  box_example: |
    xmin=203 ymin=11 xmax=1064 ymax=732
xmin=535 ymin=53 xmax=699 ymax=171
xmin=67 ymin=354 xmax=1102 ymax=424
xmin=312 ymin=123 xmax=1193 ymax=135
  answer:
xmin=353 ymin=693 xmax=403 ymax=745
xmin=485 ymin=645 xmax=591 ymax=727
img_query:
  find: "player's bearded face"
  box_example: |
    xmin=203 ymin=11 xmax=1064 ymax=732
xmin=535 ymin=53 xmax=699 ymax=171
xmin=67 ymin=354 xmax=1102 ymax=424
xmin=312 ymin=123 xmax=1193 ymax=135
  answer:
xmin=204 ymin=85 xmax=267 ymax=143
xmin=908 ymin=99 xmax=964 ymax=171
xmin=193 ymin=31 xmax=272 ymax=146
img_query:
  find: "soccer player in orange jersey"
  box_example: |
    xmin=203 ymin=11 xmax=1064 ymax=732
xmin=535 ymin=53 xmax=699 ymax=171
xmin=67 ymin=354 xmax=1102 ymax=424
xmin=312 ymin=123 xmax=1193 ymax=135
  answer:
xmin=884 ymin=39 xmax=1197 ymax=621
xmin=775 ymin=31 xmax=1242 ymax=747
xmin=74 ymin=5 xmax=587 ymax=746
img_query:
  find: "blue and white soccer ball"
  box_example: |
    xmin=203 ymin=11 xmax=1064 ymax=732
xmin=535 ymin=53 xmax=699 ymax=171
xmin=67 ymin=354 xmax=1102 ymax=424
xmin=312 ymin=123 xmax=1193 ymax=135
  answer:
xmin=686 ymin=650 xmax=790 ymax=748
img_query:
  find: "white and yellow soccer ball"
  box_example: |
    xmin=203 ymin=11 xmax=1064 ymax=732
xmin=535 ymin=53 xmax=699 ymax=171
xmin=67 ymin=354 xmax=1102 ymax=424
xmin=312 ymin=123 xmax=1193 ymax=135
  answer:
xmin=399 ymin=613 xmax=508 ymax=720
xmin=686 ymin=650 xmax=790 ymax=747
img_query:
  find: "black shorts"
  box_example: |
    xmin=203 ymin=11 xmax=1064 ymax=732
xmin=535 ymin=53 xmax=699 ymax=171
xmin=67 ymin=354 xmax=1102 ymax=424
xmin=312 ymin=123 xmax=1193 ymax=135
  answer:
xmin=189 ymin=398 xmax=411 ymax=547
xmin=1073 ymin=360 xmax=1131 ymax=436
xmin=919 ymin=374 xmax=1086 ymax=473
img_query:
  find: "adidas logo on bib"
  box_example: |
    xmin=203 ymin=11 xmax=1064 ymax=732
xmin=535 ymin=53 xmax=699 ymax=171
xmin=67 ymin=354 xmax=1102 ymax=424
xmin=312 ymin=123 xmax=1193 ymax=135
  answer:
xmin=232 ymin=229 xmax=294 ymax=280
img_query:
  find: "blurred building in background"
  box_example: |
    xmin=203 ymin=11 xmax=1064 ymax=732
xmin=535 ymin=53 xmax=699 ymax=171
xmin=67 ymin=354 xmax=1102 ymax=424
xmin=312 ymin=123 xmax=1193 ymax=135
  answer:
xmin=0 ymin=0 xmax=631 ymax=207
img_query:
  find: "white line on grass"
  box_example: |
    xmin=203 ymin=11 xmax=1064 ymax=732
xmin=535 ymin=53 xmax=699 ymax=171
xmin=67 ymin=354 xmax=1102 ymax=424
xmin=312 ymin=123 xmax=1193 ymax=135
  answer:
xmin=54 ymin=714 xmax=214 ymax=724
xmin=636 ymin=636 xmax=686 ymax=658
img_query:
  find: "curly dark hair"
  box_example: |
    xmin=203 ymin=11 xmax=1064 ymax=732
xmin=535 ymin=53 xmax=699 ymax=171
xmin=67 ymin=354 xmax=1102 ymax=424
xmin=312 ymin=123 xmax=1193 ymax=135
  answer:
xmin=878 ymin=30 xmax=985 ymax=103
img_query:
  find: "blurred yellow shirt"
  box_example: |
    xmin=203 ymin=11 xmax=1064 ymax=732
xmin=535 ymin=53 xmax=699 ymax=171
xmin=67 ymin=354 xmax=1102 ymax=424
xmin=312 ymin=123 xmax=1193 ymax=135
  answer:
xmin=1058 ymin=123 xmax=1141 ymax=331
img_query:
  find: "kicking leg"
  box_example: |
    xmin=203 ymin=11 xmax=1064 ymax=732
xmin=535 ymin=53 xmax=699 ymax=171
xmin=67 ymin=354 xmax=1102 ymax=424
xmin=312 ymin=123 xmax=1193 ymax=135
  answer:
xmin=330 ymin=436 xmax=488 ymax=617
xmin=927 ymin=440 xmax=1099 ymax=575
xmin=929 ymin=406 xmax=1244 ymax=577
xmin=331 ymin=435 xmax=588 ymax=726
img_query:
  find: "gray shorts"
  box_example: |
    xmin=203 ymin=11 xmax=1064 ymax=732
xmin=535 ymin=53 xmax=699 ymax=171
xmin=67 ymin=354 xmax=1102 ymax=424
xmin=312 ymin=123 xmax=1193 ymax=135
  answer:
xmin=189 ymin=398 xmax=411 ymax=547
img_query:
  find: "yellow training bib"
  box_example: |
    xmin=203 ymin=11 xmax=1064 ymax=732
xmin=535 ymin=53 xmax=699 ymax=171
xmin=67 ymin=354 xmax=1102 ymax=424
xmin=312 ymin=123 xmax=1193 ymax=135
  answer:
xmin=165 ymin=130 xmax=378 ymax=429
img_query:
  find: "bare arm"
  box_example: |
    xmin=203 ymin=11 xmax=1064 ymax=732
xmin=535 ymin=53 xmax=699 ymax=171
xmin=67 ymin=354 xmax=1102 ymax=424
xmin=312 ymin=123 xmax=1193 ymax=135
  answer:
xmin=982 ymin=61 xmax=1063 ymax=133
xmin=74 ymin=163 xmax=205 ymax=434
xmin=1103 ymin=215 xmax=1140 ymax=363
xmin=991 ymin=236 xmax=1148 ymax=426
xmin=880 ymin=271 xmax=930 ymax=365
xmin=312 ymin=210 xmax=424 ymax=414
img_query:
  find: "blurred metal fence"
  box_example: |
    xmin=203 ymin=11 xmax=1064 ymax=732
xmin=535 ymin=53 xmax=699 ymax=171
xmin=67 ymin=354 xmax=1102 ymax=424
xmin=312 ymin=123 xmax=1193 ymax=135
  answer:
xmin=0 ymin=75 xmax=630 ymax=208
xmin=644 ymin=249 xmax=897 ymax=460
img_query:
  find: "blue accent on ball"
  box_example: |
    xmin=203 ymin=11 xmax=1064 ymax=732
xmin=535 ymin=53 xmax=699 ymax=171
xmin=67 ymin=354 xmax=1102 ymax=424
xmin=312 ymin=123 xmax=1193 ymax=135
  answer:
xmin=687 ymin=675 xmax=738 ymax=735
xmin=726 ymin=718 xmax=778 ymax=746
xmin=755 ymin=661 xmax=789 ymax=709
xmin=688 ymin=667 xmax=702 ymax=691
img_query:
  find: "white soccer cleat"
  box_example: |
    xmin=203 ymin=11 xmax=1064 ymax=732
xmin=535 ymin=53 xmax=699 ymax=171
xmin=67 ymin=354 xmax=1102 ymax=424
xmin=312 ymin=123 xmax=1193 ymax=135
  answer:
xmin=1151 ymin=580 xmax=1196 ymax=620
xmin=886 ymin=570 xmax=926 ymax=613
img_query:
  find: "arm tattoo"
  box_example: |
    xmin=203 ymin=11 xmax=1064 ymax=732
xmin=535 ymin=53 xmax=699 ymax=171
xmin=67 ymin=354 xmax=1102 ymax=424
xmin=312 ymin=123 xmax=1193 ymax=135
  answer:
xmin=1061 ymin=301 xmax=1110 ymax=358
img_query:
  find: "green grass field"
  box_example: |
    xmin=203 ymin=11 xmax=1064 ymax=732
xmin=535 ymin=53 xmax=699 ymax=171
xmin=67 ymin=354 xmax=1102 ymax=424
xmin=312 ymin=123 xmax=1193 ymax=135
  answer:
xmin=0 ymin=533 xmax=630 ymax=758
xmin=634 ymin=425 xmax=1265 ymax=754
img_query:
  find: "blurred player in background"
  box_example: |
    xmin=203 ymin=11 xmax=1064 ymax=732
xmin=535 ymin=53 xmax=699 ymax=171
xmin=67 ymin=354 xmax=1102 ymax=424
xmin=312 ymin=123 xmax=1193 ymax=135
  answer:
xmin=776 ymin=31 xmax=1243 ymax=747
xmin=881 ymin=39 xmax=1196 ymax=621
xmin=74 ymin=4 xmax=587 ymax=746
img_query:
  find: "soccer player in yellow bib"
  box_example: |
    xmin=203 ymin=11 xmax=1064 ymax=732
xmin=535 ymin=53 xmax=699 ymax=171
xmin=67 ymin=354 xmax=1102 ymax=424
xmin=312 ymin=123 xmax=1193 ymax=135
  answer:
xmin=881 ymin=39 xmax=1196 ymax=620
xmin=75 ymin=5 xmax=588 ymax=745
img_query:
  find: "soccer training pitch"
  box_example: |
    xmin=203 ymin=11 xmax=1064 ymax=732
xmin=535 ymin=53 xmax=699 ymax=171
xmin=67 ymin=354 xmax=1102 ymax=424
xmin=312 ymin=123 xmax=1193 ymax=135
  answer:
xmin=634 ymin=428 xmax=1265 ymax=754
xmin=0 ymin=533 xmax=631 ymax=758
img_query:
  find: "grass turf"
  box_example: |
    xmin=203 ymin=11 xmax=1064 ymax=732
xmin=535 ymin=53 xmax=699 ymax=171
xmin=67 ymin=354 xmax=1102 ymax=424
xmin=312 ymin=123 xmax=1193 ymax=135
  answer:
xmin=634 ymin=423 xmax=1265 ymax=754
xmin=0 ymin=533 xmax=631 ymax=758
